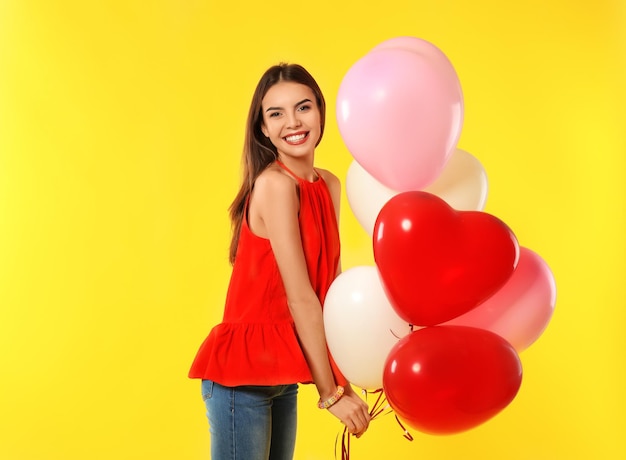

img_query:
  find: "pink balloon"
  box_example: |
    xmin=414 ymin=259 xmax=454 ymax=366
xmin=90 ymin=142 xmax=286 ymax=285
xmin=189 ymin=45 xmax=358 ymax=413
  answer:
xmin=444 ymin=247 xmax=557 ymax=352
xmin=372 ymin=36 xmax=459 ymax=84
xmin=337 ymin=42 xmax=463 ymax=191
xmin=372 ymin=37 xmax=462 ymax=109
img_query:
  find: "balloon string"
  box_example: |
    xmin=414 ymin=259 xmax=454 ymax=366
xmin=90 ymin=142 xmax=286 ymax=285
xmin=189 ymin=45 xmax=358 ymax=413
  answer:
xmin=366 ymin=389 xmax=412 ymax=441
xmin=394 ymin=414 xmax=414 ymax=441
xmin=365 ymin=388 xmax=392 ymax=420
xmin=334 ymin=388 xmax=413 ymax=460
xmin=335 ymin=426 xmax=350 ymax=460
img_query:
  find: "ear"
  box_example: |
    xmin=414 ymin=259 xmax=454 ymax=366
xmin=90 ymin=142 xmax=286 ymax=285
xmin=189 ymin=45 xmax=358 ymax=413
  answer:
xmin=261 ymin=123 xmax=269 ymax=138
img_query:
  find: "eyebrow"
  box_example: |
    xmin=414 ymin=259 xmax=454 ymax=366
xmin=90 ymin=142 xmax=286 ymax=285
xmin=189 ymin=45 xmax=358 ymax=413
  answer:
xmin=265 ymin=98 xmax=312 ymax=113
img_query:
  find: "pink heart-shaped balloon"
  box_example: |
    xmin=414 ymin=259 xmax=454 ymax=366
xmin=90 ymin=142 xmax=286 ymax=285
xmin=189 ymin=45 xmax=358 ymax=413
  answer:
xmin=373 ymin=191 xmax=519 ymax=326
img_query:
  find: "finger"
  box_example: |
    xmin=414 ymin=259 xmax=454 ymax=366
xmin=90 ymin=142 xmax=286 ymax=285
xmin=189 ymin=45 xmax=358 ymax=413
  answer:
xmin=354 ymin=410 xmax=370 ymax=430
xmin=350 ymin=415 xmax=367 ymax=434
xmin=345 ymin=419 xmax=357 ymax=434
xmin=348 ymin=414 xmax=367 ymax=434
xmin=352 ymin=425 xmax=367 ymax=438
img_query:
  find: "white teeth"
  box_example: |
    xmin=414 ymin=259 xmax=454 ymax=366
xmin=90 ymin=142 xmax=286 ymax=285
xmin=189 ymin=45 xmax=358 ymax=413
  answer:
xmin=285 ymin=133 xmax=306 ymax=142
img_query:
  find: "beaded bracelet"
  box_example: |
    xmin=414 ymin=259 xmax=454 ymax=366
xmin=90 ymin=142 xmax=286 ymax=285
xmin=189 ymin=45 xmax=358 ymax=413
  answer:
xmin=317 ymin=385 xmax=345 ymax=409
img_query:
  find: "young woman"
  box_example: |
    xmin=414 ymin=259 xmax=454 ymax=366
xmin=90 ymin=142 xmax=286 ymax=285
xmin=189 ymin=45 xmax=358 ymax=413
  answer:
xmin=188 ymin=63 xmax=370 ymax=459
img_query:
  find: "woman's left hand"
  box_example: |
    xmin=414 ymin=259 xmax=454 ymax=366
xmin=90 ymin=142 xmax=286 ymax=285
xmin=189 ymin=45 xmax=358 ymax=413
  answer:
xmin=342 ymin=385 xmax=370 ymax=438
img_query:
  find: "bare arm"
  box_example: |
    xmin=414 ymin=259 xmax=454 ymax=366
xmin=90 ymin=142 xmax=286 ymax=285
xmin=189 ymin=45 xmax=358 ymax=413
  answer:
xmin=250 ymin=169 xmax=369 ymax=435
xmin=316 ymin=169 xmax=369 ymax=411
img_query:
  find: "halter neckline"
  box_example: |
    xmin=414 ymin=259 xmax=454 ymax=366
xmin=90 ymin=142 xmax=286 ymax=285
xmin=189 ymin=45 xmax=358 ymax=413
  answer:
xmin=276 ymin=160 xmax=320 ymax=183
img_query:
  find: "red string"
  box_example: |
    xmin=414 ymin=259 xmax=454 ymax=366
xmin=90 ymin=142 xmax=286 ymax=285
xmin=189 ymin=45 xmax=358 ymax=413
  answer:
xmin=367 ymin=388 xmax=392 ymax=420
xmin=394 ymin=414 xmax=415 ymax=441
xmin=334 ymin=388 xmax=413 ymax=460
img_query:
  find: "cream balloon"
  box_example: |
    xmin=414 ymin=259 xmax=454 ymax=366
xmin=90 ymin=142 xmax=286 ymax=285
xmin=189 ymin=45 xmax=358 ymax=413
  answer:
xmin=346 ymin=148 xmax=488 ymax=236
xmin=323 ymin=266 xmax=411 ymax=390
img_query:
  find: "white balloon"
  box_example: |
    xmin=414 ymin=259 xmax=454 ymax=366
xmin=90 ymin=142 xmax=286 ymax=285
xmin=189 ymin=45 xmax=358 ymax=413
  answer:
xmin=346 ymin=161 xmax=394 ymax=237
xmin=323 ymin=266 xmax=411 ymax=390
xmin=424 ymin=148 xmax=488 ymax=211
xmin=346 ymin=148 xmax=489 ymax=236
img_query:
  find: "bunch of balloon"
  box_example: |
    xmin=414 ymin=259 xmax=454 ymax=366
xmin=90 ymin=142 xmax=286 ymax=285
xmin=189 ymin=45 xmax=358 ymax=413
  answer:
xmin=324 ymin=36 xmax=556 ymax=439
xmin=373 ymin=191 xmax=525 ymax=435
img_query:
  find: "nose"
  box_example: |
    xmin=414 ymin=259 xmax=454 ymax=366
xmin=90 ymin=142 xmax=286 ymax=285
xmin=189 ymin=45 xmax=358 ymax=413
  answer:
xmin=286 ymin=111 xmax=302 ymax=129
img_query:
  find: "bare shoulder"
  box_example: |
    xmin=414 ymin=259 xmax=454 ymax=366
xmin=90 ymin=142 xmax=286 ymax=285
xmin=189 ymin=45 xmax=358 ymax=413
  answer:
xmin=253 ymin=164 xmax=298 ymax=204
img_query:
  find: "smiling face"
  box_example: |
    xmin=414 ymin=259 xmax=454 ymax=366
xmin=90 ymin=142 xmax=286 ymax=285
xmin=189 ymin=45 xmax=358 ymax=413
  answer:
xmin=260 ymin=81 xmax=322 ymax=161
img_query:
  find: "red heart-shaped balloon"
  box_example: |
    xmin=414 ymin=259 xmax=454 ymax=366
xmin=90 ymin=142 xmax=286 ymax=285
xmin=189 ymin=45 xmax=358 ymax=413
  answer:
xmin=383 ymin=326 xmax=523 ymax=435
xmin=373 ymin=191 xmax=519 ymax=326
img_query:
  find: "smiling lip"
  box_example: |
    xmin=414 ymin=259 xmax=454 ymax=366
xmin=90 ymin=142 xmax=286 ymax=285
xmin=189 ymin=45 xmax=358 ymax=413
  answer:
xmin=283 ymin=131 xmax=309 ymax=145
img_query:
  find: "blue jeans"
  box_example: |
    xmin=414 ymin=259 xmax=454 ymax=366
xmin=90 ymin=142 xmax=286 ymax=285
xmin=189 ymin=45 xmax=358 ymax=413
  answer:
xmin=201 ymin=380 xmax=299 ymax=460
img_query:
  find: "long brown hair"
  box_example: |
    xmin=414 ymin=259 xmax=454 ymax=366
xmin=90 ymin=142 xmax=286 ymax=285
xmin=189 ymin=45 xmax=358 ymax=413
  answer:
xmin=228 ymin=63 xmax=326 ymax=264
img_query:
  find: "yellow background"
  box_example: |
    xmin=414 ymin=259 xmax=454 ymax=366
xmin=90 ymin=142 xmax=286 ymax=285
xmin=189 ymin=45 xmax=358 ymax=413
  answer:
xmin=1 ymin=0 xmax=625 ymax=459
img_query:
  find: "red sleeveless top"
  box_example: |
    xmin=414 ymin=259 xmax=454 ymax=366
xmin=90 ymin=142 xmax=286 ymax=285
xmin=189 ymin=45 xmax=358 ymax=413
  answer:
xmin=188 ymin=161 xmax=346 ymax=387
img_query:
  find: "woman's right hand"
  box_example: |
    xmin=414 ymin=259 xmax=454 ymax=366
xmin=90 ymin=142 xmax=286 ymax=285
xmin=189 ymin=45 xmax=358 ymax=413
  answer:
xmin=327 ymin=391 xmax=371 ymax=438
